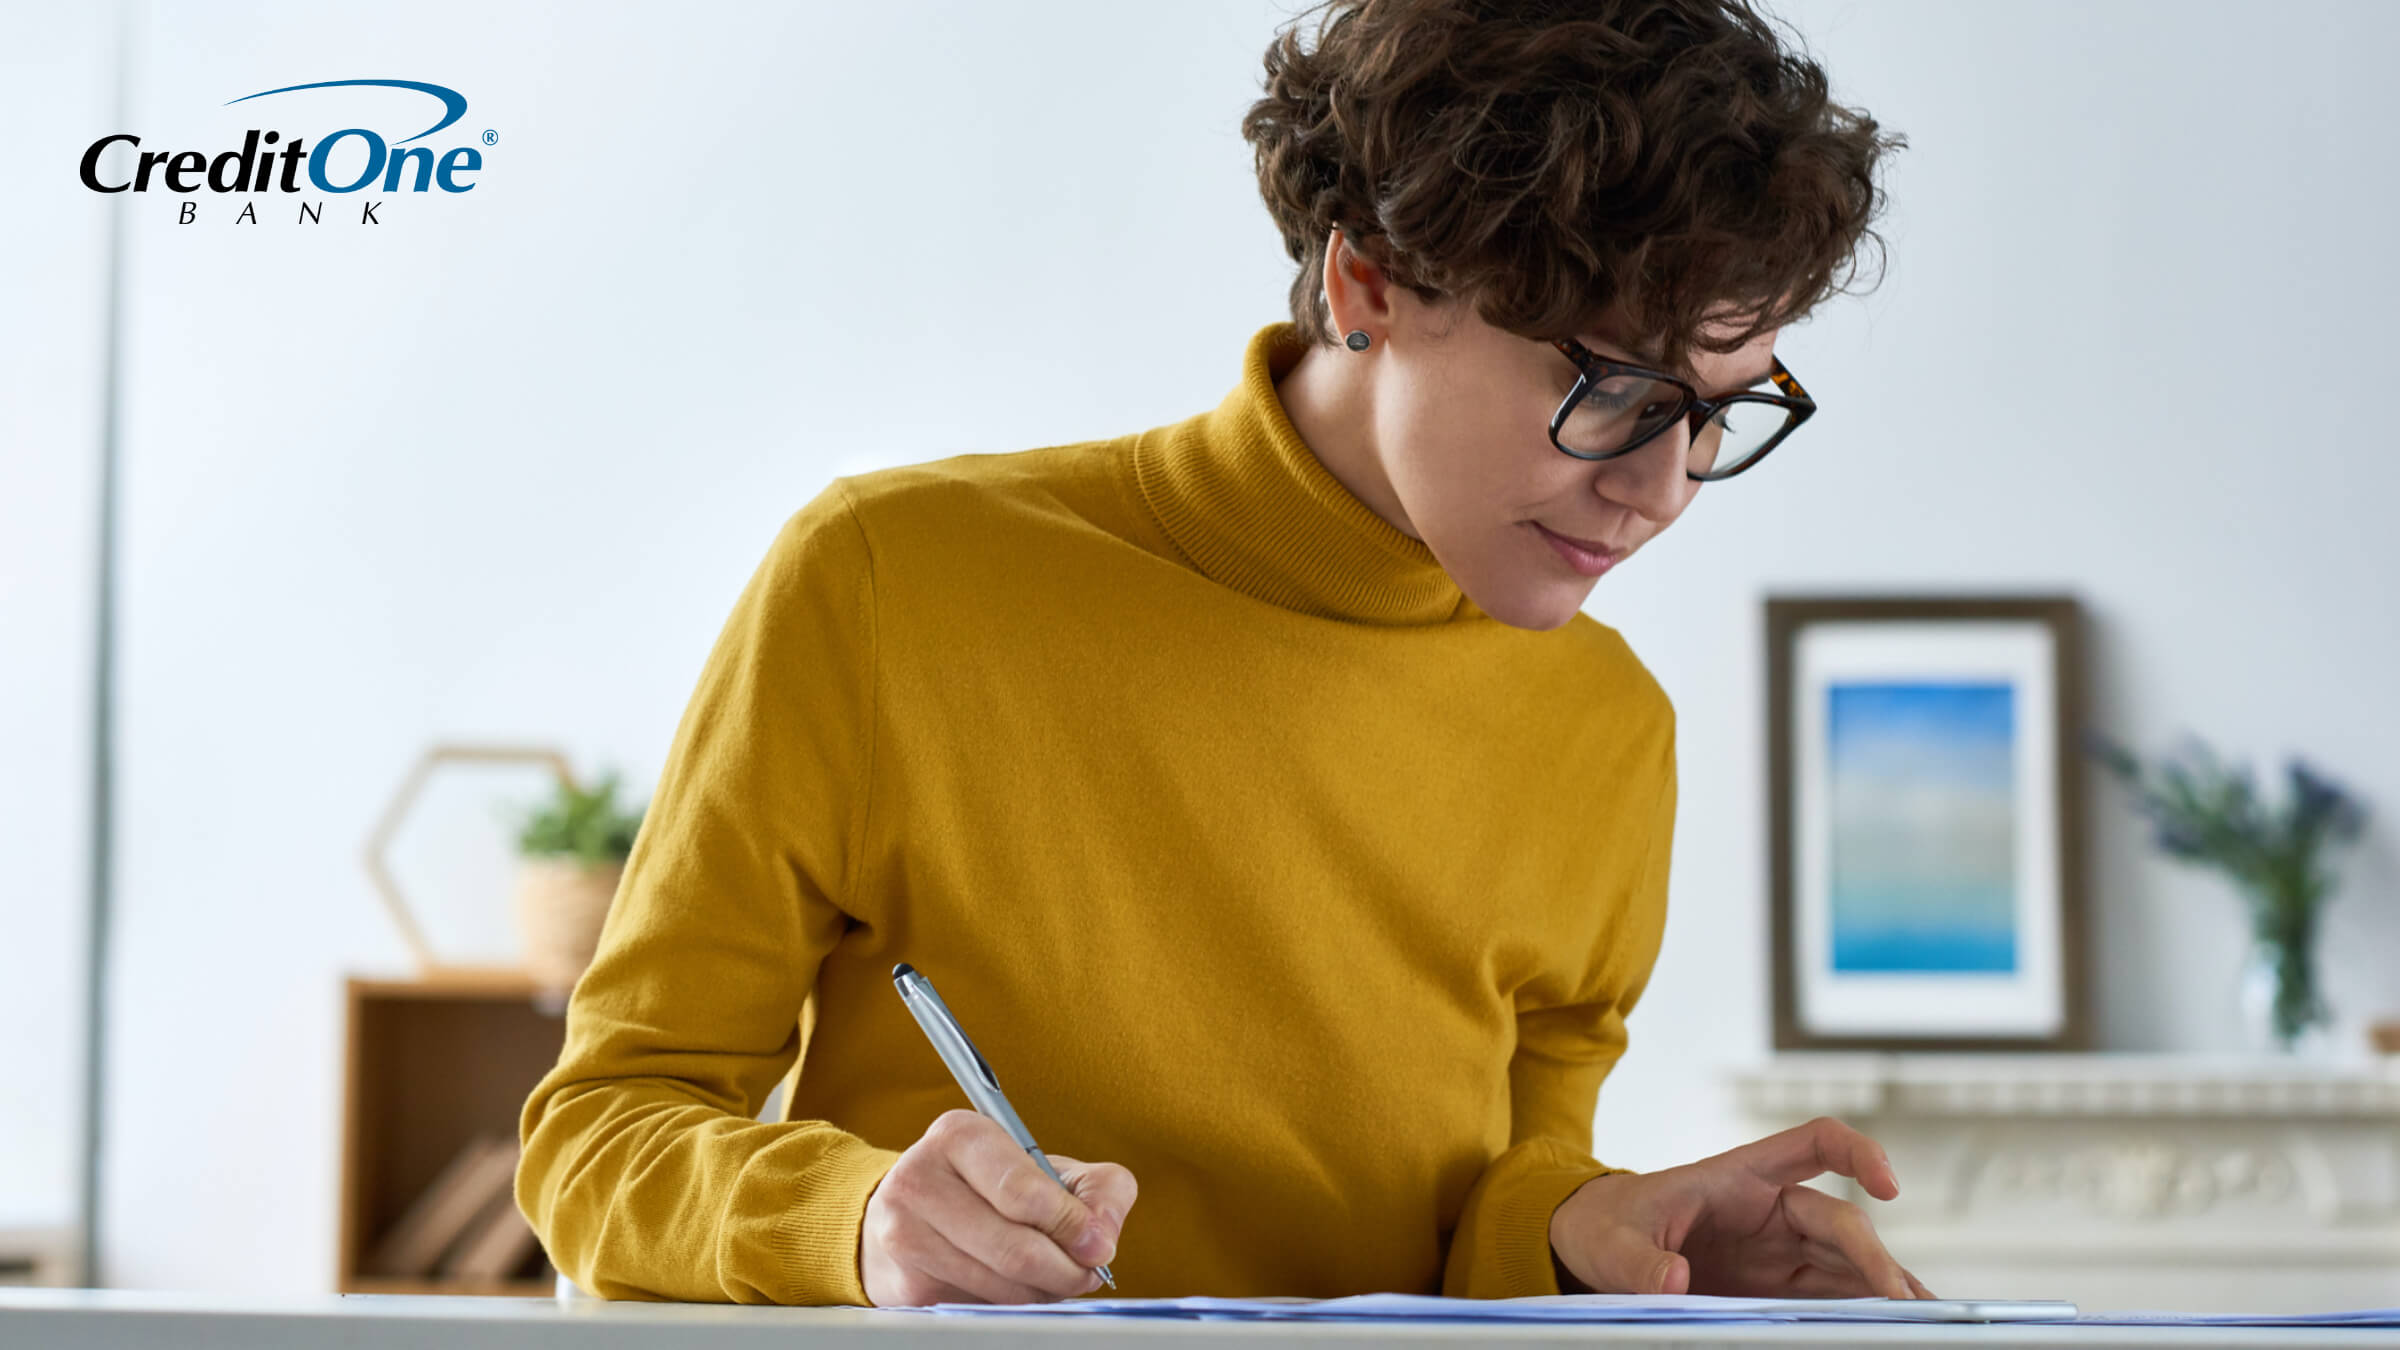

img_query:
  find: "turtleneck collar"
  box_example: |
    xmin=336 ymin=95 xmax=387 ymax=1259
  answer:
xmin=1131 ymin=320 xmax=1484 ymax=626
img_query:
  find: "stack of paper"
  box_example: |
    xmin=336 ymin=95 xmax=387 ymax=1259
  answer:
xmin=907 ymin=1292 xmax=2400 ymax=1327
xmin=918 ymin=1293 xmax=2034 ymax=1323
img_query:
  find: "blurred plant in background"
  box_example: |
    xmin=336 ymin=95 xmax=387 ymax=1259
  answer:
xmin=511 ymin=768 xmax=645 ymax=865
xmin=504 ymin=767 xmax=648 ymax=996
xmin=2083 ymin=729 xmax=2368 ymax=1054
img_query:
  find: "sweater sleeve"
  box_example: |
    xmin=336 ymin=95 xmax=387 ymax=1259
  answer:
xmin=515 ymin=479 xmax=902 ymax=1305
xmin=1442 ymin=733 xmax=1676 ymax=1299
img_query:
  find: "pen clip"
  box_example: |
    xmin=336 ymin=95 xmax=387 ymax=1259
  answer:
xmin=894 ymin=965 xmax=1012 ymax=1098
xmin=961 ymin=1041 xmax=1002 ymax=1092
xmin=914 ymin=977 xmax=1004 ymax=1092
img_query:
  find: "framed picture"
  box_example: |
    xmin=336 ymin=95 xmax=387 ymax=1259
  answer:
xmin=1766 ymin=594 xmax=2091 ymax=1052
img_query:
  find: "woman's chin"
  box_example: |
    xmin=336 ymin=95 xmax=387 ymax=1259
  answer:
xmin=1466 ymin=578 xmax=1592 ymax=632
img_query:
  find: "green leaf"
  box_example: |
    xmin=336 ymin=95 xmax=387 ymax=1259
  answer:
xmin=513 ymin=766 xmax=648 ymax=865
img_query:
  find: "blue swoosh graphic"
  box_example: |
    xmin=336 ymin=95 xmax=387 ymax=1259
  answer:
xmin=222 ymin=79 xmax=467 ymax=145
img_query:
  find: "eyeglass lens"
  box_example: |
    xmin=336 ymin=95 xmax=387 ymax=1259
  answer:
xmin=1558 ymin=372 xmax=1798 ymax=478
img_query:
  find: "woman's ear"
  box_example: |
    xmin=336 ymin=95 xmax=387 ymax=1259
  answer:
xmin=1322 ymin=226 xmax=1395 ymax=343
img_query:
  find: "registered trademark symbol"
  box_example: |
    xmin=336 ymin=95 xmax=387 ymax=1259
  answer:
xmin=482 ymin=129 xmax=498 ymax=146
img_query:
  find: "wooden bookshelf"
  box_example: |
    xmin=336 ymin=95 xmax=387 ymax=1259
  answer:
xmin=337 ymin=968 xmax=567 ymax=1296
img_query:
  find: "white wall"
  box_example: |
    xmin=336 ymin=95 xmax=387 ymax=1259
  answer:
xmin=12 ymin=0 xmax=2397 ymax=1293
xmin=0 ymin=1 xmax=118 ymax=1241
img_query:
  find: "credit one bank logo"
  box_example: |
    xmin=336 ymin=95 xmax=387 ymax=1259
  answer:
xmin=78 ymin=78 xmax=490 ymax=224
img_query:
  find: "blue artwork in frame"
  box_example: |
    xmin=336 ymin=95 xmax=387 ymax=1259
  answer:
xmin=1767 ymin=596 xmax=2091 ymax=1052
xmin=1826 ymin=681 xmax=2018 ymax=975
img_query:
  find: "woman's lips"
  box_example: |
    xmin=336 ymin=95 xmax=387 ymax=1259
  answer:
xmin=1530 ymin=521 xmax=1620 ymax=577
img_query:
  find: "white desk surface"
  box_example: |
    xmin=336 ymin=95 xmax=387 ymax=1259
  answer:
xmin=3 ymin=1289 xmax=2397 ymax=1349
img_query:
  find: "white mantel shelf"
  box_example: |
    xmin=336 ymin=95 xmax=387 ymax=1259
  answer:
xmin=1728 ymin=1052 xmax=2400 ymax=1118
xmin=1723 ymin=1052 xmax=2400 ymax=1318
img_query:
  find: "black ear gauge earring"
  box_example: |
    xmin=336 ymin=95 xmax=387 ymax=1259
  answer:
xmin=1345 ymin=330 xmax=1371 ymax=351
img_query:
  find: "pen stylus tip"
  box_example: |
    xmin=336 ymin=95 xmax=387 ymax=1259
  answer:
xmin=892 ymin=962 xmax=915 ymax=980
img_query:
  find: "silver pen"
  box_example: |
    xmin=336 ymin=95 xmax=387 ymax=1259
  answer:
xmin=889 ymin=962 xmax=1116 ymax=1289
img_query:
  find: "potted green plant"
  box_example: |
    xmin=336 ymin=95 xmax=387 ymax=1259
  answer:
xmin=2082 ymin=729 xmax=2367 ymax=1056
xmin=510 ymin=768 xmax=646 ymax=994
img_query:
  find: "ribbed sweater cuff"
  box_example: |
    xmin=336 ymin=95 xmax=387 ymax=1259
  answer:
xmin=1493 ymin=1156 xmax=1633 ymax=1297
xmin=768 ymin=1138 xmax=905 ymax=1306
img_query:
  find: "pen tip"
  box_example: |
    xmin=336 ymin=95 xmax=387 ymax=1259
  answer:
xmin=891 ymin=962 xmax=915 ymax=980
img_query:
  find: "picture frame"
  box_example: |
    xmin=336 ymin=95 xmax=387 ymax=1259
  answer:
xmin=1766 ymin=594 xmax=2092 ymax=1052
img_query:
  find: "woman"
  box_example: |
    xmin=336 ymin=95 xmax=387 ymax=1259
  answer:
xmin=518 ymin=0 xmax=1919 ymax=1308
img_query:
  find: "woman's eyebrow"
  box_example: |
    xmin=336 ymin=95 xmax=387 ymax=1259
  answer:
xmin=1590 ymin=340 xmax=1778 ymax=396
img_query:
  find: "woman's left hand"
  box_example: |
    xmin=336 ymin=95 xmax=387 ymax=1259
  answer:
xmin=1546 ymin=1115 xmax=1937 ymax=1301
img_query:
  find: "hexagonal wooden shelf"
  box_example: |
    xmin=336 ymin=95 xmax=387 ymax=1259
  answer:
xmin=363 ymin=742 xmax=580 ymax=975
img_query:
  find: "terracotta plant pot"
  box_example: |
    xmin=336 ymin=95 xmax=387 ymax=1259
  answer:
xmin=515 ymin=856 xmax=625 ymax=994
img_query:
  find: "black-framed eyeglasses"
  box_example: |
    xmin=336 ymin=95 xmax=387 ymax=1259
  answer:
xmin=1546 ymin=337 xmax=1817 ymax=481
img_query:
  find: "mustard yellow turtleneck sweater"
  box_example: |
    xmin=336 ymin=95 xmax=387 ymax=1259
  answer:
xmin=516 ymin=319 xmax=1677 ymax=1306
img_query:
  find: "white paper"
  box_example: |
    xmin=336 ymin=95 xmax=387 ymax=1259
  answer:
xmin=905 ymin=1292 xmax=2400 ymax=1327
xmin=912 ymin=1293 xmax=2019 ymax=1323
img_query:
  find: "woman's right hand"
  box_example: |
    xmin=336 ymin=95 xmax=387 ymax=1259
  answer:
xmin=860 ymin=1108 xmax=1138 ymax=1306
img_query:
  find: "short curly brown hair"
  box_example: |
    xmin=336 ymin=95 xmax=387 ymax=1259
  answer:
xmin=1241 ymin=0 xmax=1906 ymax=378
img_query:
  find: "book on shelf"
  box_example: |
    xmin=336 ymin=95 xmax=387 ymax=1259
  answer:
xmin=440 ymin=1157 xmax=545 ymax=1282
xmin=362 ymin=1133 xmax=520 ymax=1278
